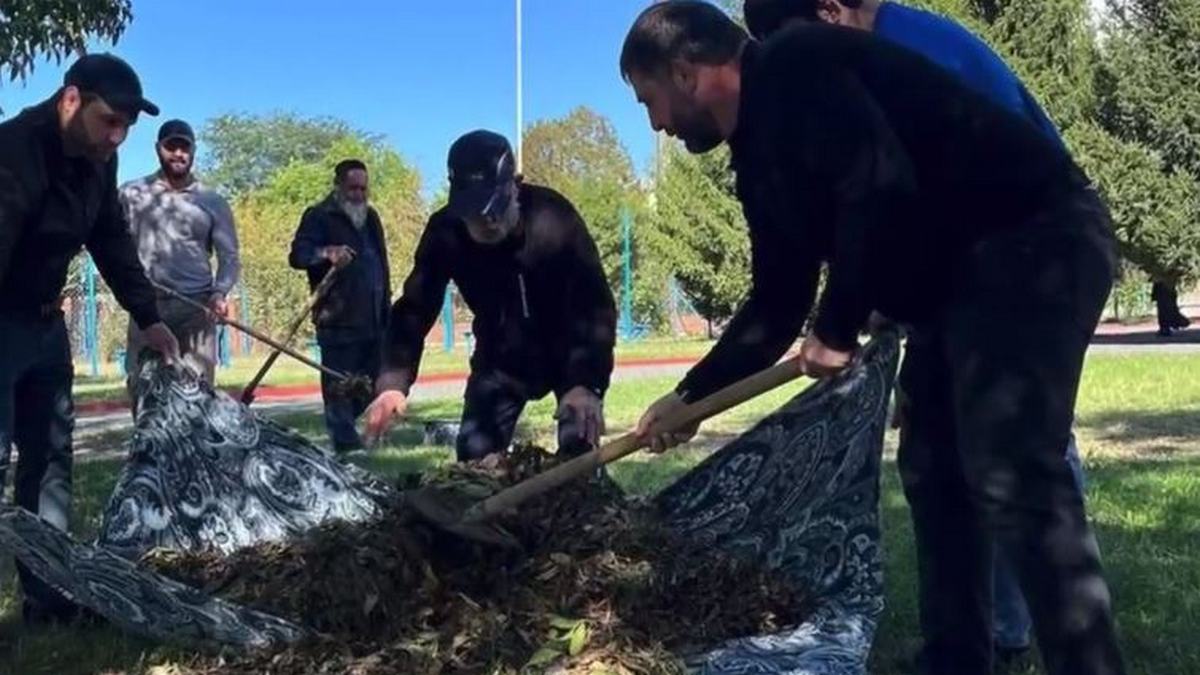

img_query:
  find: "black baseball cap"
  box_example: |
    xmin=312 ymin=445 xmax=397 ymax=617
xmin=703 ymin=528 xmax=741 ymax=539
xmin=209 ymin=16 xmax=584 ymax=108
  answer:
xmin=447 ymin=130 xmax=516 ymax=221
xmin=63 ymin=53 xmax=159 ymax=120
xmin=157 ymin=119 xmax=195 ymax=145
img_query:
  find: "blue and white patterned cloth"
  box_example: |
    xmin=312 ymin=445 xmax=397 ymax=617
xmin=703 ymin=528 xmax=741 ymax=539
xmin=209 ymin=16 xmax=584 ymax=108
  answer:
xmin=661 ymin=332 xmax=898 ymax=674
xmin=0 ymin=332 xmax=899 ymax=672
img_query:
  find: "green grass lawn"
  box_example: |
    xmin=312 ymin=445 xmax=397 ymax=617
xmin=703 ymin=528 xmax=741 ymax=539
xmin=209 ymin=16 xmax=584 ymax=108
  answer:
xmin=3 ymin=350 xmax=1198 ymax=674
xmin=70 ymin=336 xmax=717 ymax=407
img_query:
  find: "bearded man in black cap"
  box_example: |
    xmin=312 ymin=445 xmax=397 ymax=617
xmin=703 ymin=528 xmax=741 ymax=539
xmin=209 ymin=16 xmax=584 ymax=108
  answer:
xmin=0 ymin=52 xmax=180 ymax=623
xmin=121 ymin=119 xmax=240 ymax=400
xmin=363 ymin=130 xmax=617 ymax=462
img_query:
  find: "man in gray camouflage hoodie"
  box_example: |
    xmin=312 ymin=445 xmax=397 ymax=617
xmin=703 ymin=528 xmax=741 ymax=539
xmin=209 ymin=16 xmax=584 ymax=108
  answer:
xmin=121 ymin=119 xmax=240 ymax=401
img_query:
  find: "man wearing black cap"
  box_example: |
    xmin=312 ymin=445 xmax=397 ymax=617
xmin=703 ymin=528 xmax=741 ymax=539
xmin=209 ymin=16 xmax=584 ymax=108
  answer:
xmin=0 ymin=52 xmax=180 ymax=622
xmin=121 ymin=119 xmax=240 ymax=398
xmin=363 ymin=130 xmax=616 ymax=462
xmin=289 ymin=159 xmax=391 ymax=453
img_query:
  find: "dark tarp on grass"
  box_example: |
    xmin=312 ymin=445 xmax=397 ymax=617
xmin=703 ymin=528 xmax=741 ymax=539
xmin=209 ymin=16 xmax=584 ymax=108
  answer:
xmin=0 ymin=332 xmax=898 ymax=673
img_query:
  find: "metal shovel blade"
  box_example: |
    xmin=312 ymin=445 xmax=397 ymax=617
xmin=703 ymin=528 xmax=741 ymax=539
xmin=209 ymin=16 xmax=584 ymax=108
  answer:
xmin=403 ymin=486 xmax=521 ymax=549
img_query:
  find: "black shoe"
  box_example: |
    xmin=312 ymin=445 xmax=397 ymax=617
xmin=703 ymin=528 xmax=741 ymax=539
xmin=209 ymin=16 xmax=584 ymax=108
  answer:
xmin=1158 ymin=327 xmax=1174 ymax=337
xmin=1171 ymin=314 xmax=1191 ymax=329
xmin=994 ymin=644 xmax=1031 ymax=671
xmin=334 ymin=441 xmax=367 ymax=454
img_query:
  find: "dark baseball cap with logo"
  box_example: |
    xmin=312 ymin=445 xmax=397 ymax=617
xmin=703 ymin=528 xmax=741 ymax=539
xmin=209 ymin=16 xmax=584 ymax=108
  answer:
xmin=157 ymin=119 xmax=195 ymax=145
xmin=63 ymin=53 xmax=159 ymax=120
xmin=446 ymin=130 xmax=516 ymax=221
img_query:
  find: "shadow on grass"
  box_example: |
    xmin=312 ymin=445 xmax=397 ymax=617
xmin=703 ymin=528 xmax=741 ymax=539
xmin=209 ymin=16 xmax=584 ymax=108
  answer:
xmin=869 ymin=455 xmax=1200 ymax=675
xmin=0 ymin=616 xmax=177 ymax=675
xmin=1077 ymin=409 xmax=1200 ymax=447
xmin=70 ymin=458 xmax=125 ymax=536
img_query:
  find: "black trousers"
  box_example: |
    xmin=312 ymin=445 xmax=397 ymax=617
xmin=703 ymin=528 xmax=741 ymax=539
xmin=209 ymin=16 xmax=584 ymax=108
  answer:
xmin=0 ymin=311 xmax=76 ymax=612
xmin=456 ymin=369 xmax=591 ymax=462
xmin=1151 ymin=282 xmax=1186 ymax=332
xmin=319 ymin=337 xmax=381 ymax=451
xmin=897 ymin=189 xmax=1126 ymax=675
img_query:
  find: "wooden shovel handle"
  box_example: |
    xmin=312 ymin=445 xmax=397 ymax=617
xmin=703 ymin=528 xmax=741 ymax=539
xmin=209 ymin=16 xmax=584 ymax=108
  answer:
xmin=463 ymin=357 xmax=806 ymax=523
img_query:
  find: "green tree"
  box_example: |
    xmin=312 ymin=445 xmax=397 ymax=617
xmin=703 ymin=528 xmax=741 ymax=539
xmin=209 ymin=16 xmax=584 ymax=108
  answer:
xmin=1084 ymin=0 xmax=1200 ymax=285
xmin=908 ymin=0 xmax=986 ymax=25
xmin=936 ymin=0 xmax=1200 ymax=290
xmin=986 ymin=0 xmax=1098 ymax=129
xmin=199 ymin=112 xmax=378 ymax=196
xmin=1104 ymin=0 xmax=1200 ymax=179
xmin=1067 ymin=121 xmax=1200 ymax=285
xmin=0 ymin=0 xmax=131 ymax=83
xmin=522 ymin=107 xmax=668 ymax=329
xmin=655 ymin=142 xmax=750 ymax=329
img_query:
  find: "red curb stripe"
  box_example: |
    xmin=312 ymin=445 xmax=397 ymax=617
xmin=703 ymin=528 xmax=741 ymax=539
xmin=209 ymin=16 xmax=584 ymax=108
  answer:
xmin=75 ymin=355 xmax=701 ymax=418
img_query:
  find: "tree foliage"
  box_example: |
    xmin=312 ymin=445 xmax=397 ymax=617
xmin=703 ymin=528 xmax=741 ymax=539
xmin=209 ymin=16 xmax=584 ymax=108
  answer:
xmin=987 ymin=0 xmax=1098 ymax=129
xmin=654 ymin=143 xmax=750 ymax=327
xmin=1104 ymin=0 xmax=1200 ymax=182
xmin=1068 ymin=121 xmax=1200 ymax=284
xmin=1089 ymin=0 xmax=1200 ymax=284
xmin=985 ymin=0 xmax=1200 ymax=285
xmin=199 ymin=113 xmax=379 ymax=197
xmin=0 ymin=0 xmax=131 ymax=83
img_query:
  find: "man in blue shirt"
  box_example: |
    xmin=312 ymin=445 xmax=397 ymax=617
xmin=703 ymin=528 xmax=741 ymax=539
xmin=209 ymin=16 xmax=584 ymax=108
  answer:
xmin=744 ymin=0 xmax=1091 ymax=668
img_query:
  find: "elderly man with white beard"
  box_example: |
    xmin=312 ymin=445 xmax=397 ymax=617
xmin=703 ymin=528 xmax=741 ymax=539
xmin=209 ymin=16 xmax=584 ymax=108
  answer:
xmin=289 ymin=159 xmax=392 ymax=453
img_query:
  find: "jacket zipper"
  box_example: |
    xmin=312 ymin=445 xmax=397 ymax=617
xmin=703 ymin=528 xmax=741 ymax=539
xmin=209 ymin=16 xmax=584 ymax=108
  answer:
xmin=517 ymin=273 xmax=530 ymax=319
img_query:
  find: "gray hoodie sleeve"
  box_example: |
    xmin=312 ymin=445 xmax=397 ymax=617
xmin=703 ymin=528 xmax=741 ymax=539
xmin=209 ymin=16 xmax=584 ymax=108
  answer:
xmin=206 ymin=192 xmax=241 ymax=296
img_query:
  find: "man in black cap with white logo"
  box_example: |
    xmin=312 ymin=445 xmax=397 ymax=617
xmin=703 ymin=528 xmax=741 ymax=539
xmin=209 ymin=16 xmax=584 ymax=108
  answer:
xmin=121 ymin=118 xmax=240 ymax=401
xmin=363 ymin=130 xmax=616 ymax=461
xmin=0 ymin=53 xmax=180 ymax=623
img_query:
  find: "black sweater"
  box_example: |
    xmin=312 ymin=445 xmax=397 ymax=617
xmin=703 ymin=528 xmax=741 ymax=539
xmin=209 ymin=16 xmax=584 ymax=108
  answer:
xmin=385 ymin=183 xmax=616 ymax=398
xmin=0 ymin=99 xmax=160 ymax=327
xmin=678 ymin=25 xmax=1090 ymax=402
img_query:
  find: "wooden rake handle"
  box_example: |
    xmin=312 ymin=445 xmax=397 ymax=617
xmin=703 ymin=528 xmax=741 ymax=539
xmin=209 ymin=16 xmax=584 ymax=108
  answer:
xmin=148 ymin=280 xmax=352 ymax=383
xmin=241 ymin=267 xmax=339 ymax=404
xmin=463 ymin=357 xmax=806 ymax=523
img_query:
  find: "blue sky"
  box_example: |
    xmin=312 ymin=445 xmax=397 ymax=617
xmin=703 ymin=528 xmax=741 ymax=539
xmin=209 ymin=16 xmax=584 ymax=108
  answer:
xmin=0 ymin=0 xmax=661 ymax=197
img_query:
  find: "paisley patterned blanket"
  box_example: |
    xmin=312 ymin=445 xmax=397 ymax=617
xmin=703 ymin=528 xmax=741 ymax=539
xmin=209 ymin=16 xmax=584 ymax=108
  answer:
xmin=100 ymin=358 xmax=392 ymax=559
xmin=0 ymin=332 xmax=899 ymax=673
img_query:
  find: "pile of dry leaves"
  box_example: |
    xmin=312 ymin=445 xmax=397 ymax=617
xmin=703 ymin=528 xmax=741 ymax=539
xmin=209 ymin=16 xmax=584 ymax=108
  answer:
xmin=143 ymin=445 xmax=812 ymax=674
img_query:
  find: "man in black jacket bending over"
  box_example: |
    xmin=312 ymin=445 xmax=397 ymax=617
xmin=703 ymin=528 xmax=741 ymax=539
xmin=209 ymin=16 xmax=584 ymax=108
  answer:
xmin=364 ymin=130 xmax=616 ymax=461
xmin=622 ymin=4 xmax=1125 ymax=675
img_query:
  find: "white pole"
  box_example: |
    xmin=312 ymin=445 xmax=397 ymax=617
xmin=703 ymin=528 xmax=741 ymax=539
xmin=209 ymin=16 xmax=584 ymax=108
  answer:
xmin=516 ymin=0 xmax=524 ymax=173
